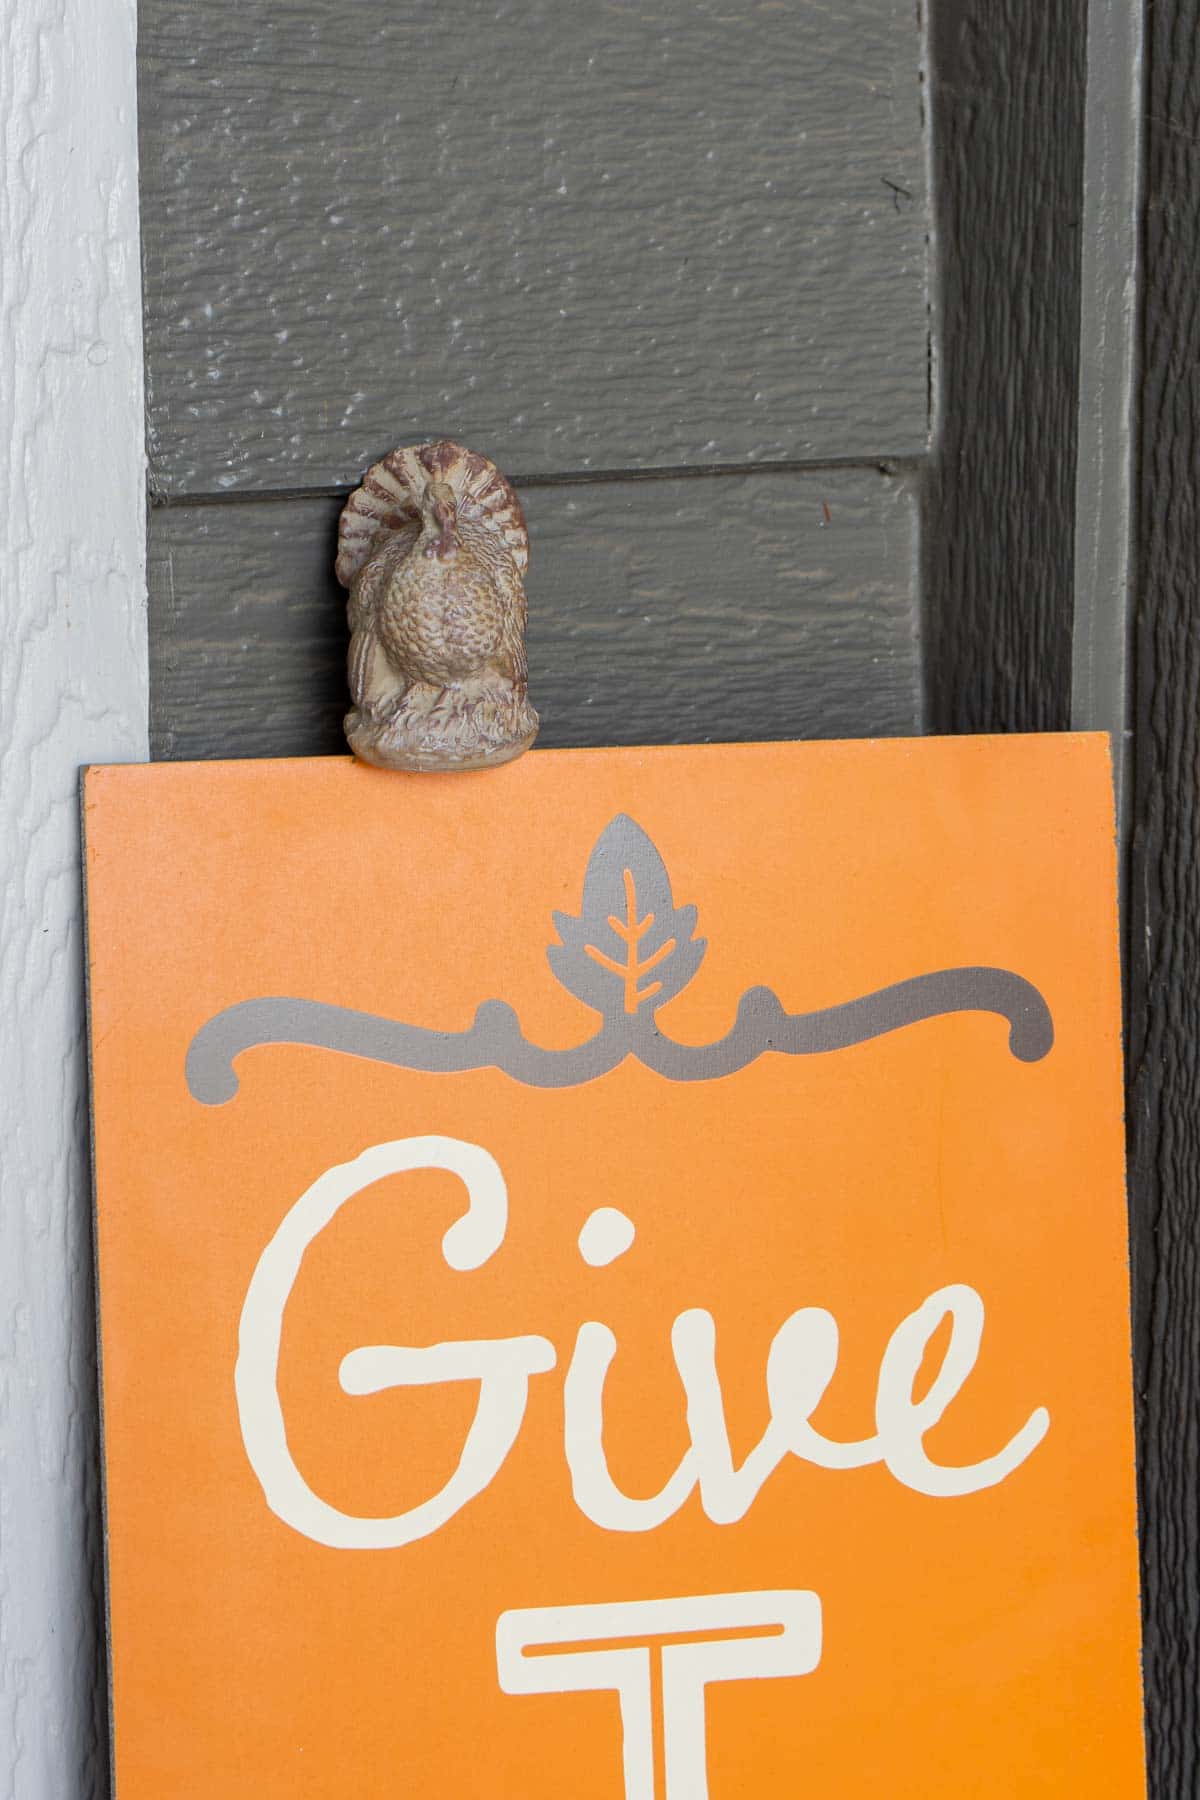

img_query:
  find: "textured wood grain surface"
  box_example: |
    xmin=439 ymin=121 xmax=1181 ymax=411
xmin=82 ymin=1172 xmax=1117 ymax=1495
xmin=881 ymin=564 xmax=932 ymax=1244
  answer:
xmin=1127 ymin=0 xmax=1200 ymax=1788
xmin=1070 ymin=0 xmax=1143 ymax=839
xmin=138 ymin=0 xmax=929 ymax=496
xmin=149 ymin=470 xmax=920 ymax=759
xmin=920 ymin=0 xmax=1083 ymax=733
xmin=0 ymin=0 xmax=148 ymax=1791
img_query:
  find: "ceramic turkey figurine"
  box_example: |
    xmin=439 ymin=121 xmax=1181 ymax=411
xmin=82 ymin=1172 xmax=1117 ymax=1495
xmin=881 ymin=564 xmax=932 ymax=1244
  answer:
xmin=335 ymin=440 xmax=539 ymax=771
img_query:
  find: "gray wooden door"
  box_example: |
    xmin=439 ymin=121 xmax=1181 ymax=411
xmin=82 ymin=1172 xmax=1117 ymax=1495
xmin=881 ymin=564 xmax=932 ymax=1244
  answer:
xmin=141 ymin=0 xmax=930 ymax=760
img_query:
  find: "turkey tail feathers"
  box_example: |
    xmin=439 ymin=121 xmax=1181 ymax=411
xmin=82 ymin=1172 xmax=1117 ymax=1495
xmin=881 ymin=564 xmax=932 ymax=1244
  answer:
xmin=335 ymin=440 xmax=530 ymax=588
xmin=335 ymin=446 xmax=425 ymax=588
xmin=447 ymin=444 xmax=530 ymax=576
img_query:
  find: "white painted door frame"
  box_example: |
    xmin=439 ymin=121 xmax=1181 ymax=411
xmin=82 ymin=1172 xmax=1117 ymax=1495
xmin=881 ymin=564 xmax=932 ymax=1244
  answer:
xmin=1 ymin=0 xmax=147 ymax=1793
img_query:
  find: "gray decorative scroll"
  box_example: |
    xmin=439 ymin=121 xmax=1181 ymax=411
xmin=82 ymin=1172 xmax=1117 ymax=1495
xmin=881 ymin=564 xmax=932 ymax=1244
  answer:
xmin=186 ymin=814 xmax=1054 ymax=1106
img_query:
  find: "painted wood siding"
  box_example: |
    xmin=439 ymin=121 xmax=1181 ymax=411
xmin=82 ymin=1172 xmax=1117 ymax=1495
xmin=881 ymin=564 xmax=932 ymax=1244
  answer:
xmin=1127 ymin=0 xmax=1200 ymax=1787
xmin=138 ymin=0 xmax=931 ymax=759
xmin=150 ymin=471 xmax=920 ymax=759
xmin=139 ymin=0 xmax=930 ymax=494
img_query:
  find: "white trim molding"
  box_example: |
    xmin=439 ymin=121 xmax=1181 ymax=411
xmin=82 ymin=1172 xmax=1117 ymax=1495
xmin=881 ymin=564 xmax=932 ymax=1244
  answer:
xmin=0 ymin=0 xmax=148 ymax=1788
xmin=1073 ymin=0 xmax=1146 ymax=846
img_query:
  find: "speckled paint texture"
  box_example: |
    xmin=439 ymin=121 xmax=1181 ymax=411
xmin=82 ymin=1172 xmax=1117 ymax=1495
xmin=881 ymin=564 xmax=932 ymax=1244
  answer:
xmin=138 ymin=0 xmax=930 ymax=495
xmin=0 ymin=0 xmax=148 ymax=1790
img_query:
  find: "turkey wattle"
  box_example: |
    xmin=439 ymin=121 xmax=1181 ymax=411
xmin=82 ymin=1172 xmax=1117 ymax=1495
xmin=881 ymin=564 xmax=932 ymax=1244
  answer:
xmin=335 ymin=440 xmax=539 ymax=771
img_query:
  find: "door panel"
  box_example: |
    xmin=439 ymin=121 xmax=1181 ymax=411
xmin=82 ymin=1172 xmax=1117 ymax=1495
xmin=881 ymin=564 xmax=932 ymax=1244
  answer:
xmin=149 ymin=469 xmax=919 ymax=759
xmin=140 ymin=0 xmax=931 ymax=759
xmin=138 ymin=0 xmax=930 ymax=496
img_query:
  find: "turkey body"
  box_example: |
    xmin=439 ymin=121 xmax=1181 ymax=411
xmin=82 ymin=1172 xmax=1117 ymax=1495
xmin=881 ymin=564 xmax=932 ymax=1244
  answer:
xmin=353 ymin=513 xmax=525 ymax=689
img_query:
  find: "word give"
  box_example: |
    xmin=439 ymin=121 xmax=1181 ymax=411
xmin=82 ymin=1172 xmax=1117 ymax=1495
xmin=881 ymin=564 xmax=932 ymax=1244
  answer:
xmin=235 ymin=1136 xmax=1050 ymax=1551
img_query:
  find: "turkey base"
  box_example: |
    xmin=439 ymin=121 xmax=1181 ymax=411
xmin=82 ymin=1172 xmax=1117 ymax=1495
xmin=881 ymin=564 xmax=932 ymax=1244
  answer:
xmin=345 ymin=676 xmax=539 ymax=773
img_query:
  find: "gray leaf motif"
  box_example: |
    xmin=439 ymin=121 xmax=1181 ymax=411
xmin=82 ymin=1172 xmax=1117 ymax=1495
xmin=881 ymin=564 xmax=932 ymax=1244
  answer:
xmin=547 ymin=815 xmax=707 ymax=1023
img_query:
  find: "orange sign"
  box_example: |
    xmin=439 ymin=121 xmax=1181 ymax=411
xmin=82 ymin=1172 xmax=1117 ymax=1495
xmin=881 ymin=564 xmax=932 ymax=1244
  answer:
xmin=84 ymin=736 xmax=1145 ymax=1797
